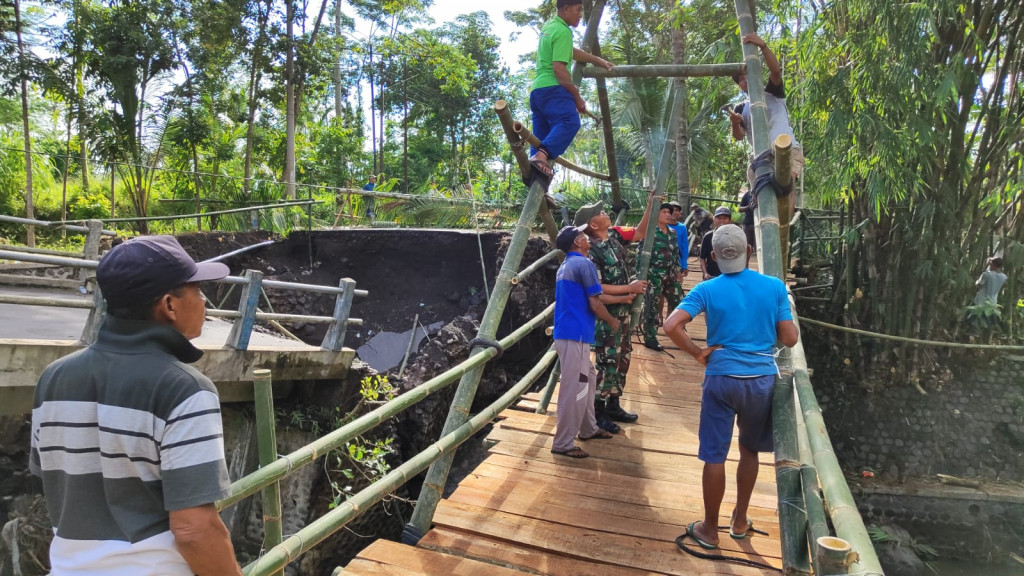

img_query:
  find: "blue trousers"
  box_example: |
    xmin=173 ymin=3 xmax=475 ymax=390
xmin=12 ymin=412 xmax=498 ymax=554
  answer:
xmin=529 ymin=85 xmax=581 ymax=159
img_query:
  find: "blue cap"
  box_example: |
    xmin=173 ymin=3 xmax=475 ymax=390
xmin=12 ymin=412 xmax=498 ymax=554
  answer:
xmin=556 ymin=225 xmax=588 ymax=252
xmin=97 ymin=235 xmax=229 ymax=308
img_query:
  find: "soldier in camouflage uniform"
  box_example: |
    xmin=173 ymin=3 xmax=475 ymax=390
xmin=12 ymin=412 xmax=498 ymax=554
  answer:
xmin=638 ymin=203 xmax=685 ymax=351
xmin=573 ymin=191 xmax=658 ymax=431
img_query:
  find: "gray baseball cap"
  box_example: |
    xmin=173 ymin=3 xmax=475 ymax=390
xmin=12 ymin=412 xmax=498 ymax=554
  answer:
xmin=712 ymin=224 xmax=748 ymax=274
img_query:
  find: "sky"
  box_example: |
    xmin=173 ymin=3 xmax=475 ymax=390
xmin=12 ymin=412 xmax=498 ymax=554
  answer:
xmin=344 ymin=0 xmax=544 ymax=73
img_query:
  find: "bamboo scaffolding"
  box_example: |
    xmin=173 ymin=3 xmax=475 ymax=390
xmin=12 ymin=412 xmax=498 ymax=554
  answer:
xmin=795 ymin=384 xmax=829 ymax=575
xmin=771 ymin=374 xmax=812 ymax=575
xmin=252 ymin=369 xmax=283 ymax=575
xmin=403 ymin=176 xmax=550 ymax=542
xmin=216 ymin=303 xmax=553 ymax=510
xmin=593 ymin=41 xmax=622 ymax=210
xmin=581 ymin=63 xmax=745 ymax=79
xmin=513 ymin=123 xmax=612 ymax=182
xmin=571 ymin=0 xmax=606 ymax=85
xmin=244 ymin=348 xmax=558 ymax=576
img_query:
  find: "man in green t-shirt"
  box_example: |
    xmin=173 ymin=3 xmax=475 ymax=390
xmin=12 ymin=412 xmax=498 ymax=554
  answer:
xmin=529 ymin=0 xmax=612 ymax=180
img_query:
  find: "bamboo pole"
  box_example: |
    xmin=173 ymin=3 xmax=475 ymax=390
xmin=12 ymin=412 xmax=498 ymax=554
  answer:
xmin=733 ymin=2 xmax=811 ymax=574
xmin=791 ymin=338 xmax=885 ymax=574
xmin=511 ymin=248 xmax=564 ymax=285
xmin=494 ymin=100 xmax=532 ymax=182
xmin=570 ymin=0 xmax=606 ymax=85
xmin=535 ymin=357 xmax=560 ymax=415
xmin=817 ymin=537 xmax=858 ymax=574
xmin=216 ymin=303 xmax=553 ymax=510
xmin=581 ymin=63 xmax=745 ymax=79
xmin=771 ymin=374 xmax=812 ymax=575
xmin=403 ymin=177 xmax=550 ymax=543
xmin=775 ymin=133 xmax=794 ymax=266
xmin=494 ymin=100 xmax=559 ymax=245
xmin=593 ymin=41 xmax=622 ymax=210
xmin=795 ymin=384 xmax=829 ymax=575
xmin=629 ymin=81 xmax=686 ymax=326
xmin=252 ymin=369 xmax=283 ymax=575
xmin=513 ymin=123 xmax=612 ymax=181
xmin=245 ymin=349 xmax=558 ymax=576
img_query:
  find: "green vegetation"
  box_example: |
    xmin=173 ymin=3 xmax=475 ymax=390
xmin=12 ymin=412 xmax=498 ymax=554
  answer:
xmin=0 ymin=0 xmax=1020 ymax=357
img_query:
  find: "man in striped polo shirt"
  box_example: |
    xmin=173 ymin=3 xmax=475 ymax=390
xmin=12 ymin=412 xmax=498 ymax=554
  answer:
xmin=30 ymin=235 xmax=242 ymax=575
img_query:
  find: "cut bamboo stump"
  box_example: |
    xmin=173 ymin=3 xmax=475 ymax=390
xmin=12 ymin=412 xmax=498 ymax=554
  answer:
xmin=817 ymin=536 xmax=858 ymax=574
xmin=774 ymin=133 xmax=794 ymax=268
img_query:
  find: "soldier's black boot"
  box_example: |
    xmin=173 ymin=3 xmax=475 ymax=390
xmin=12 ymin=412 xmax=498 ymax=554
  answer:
xmin=606 ymin=395 xmax=639 ymax=423
xmin=595 ymin=397 xmax=621 ymax=434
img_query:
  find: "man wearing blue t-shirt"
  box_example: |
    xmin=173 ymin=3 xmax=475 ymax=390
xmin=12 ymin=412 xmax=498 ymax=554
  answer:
xmin=551 ymin=225 xmax=620 ymax=458
xmin=663 ymin=224 xmax=798 ymax=550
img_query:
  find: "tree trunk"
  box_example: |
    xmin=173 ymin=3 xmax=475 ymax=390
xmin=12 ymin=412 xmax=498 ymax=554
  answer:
xmin=403 ymin=57 xmax=408 ymax=193
xmin=369 ymin=42 xmax=376 ymax=174
xmin=243 ymin=0 xmax=272 ymax=200
xmin=15 ymin=0 xmax=35 ymax=247
xmin=333 ymin=0 xmax=343 ymax=119
xmin=285 ymin=0 xmax=296 ymax=199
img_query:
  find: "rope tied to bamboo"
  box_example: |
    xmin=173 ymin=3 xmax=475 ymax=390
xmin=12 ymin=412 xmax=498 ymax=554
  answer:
xmin=750 ymin=149 xmax=792 ymax=198
xmin=469 ymin=337 xmax=504 ymax=359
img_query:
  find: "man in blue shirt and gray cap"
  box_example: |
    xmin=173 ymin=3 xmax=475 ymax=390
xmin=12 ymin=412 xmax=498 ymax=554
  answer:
xmin=664 ymin=224 xmax=798 ymax=550
xmin=30 ymin=236 xmax=242 ymax=575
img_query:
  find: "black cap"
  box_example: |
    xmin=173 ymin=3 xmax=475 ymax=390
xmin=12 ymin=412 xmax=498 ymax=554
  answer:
xmin=97 ymin=235 xmax=229 ymax=309
xmin=659 ymin=202 xmax=674 ymax=212
xmin=556 ymin=225 xmax=588 ymax=252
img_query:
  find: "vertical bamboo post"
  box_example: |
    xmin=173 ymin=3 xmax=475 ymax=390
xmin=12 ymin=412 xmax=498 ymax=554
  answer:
xmin=570 ymin=0 xmax=606 ymax=85
xmin=253 ymin=369 xmax=283 ymax=575
xmin=629 ymin=83 xmax=686 ymax=326
xmin=593 ymin=40 xmax=621 ymax=211
xmin=535 ymin=357 xmax=560 ymax=415
xmin=228 ymin=269 xmax=264 ymax=350
xmin=774 ymin=134 xmax=793 ymax=268
xmin=403 ymin=176 xmax=550 ymax=544
xmin=734 ymin=2 xmax=810 ymax=574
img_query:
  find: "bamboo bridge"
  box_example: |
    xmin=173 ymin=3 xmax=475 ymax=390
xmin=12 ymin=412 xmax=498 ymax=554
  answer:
xmin=0 ymin=1 xmax=886 ymax=574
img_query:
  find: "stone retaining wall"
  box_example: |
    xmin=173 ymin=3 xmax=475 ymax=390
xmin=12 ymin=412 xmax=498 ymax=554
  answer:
xmin=815 ymin=355 xmax=1024 ymax=482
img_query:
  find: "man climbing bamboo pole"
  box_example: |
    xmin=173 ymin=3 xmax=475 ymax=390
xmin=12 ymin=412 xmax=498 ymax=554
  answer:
xmin=528 ymin=0 xmax=613 ymax=180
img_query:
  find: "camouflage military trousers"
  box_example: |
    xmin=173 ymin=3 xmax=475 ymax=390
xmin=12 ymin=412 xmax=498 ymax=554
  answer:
xmin=640 ymin=270 xmax=684 ymax=345
xmin=593 ymin=315 xmax=632 ymax=396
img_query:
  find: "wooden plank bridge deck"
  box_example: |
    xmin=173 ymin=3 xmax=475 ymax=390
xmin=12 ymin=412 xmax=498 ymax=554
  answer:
xmin=340 ymin=268 xmax=783 ymax=575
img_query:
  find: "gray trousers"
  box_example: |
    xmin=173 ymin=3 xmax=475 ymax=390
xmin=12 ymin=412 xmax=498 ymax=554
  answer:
xmin=553 ymin=339 xmax=600 ymax=452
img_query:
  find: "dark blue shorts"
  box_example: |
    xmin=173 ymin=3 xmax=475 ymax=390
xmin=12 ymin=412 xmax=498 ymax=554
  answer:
xmin=698 ymin=374 xmax=775 ymax=463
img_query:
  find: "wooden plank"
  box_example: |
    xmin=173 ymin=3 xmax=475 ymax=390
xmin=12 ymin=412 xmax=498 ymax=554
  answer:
xmin=432 ymin=500 xmax=781 ymax=575
xmin=420 ymin=527 xmax=658 ymax=576
xmin=448 ymin=480 xmax=782 ymax=559
xmin=354 ymin=540 xmax=527 ymax=576
xmin=469 ymin=456 xmax=779 ymax=511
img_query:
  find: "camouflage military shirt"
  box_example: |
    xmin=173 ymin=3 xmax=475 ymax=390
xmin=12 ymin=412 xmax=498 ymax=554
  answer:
xmin=588 ymin=226 xmax=637 ymax=317
xmin=638 ymin=226 xmax=681 ymax=277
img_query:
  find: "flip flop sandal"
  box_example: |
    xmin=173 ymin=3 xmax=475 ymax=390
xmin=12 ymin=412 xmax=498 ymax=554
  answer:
xmin=579 ymin=429 xmax=614 ymax=440
xmin=729 ymin=518 xmax=753 ymax=540
xmin=550 ymin=446 xmax=589 ymax=458
xmin=529 ymin=156 xmax=554 ymax=178
xmin=684 ymin=520 xmax=719 ymax=550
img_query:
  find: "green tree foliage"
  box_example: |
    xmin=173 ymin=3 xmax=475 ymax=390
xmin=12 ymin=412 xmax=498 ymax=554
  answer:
xmin=799 ymin=0 xmax=1024 ymax=349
